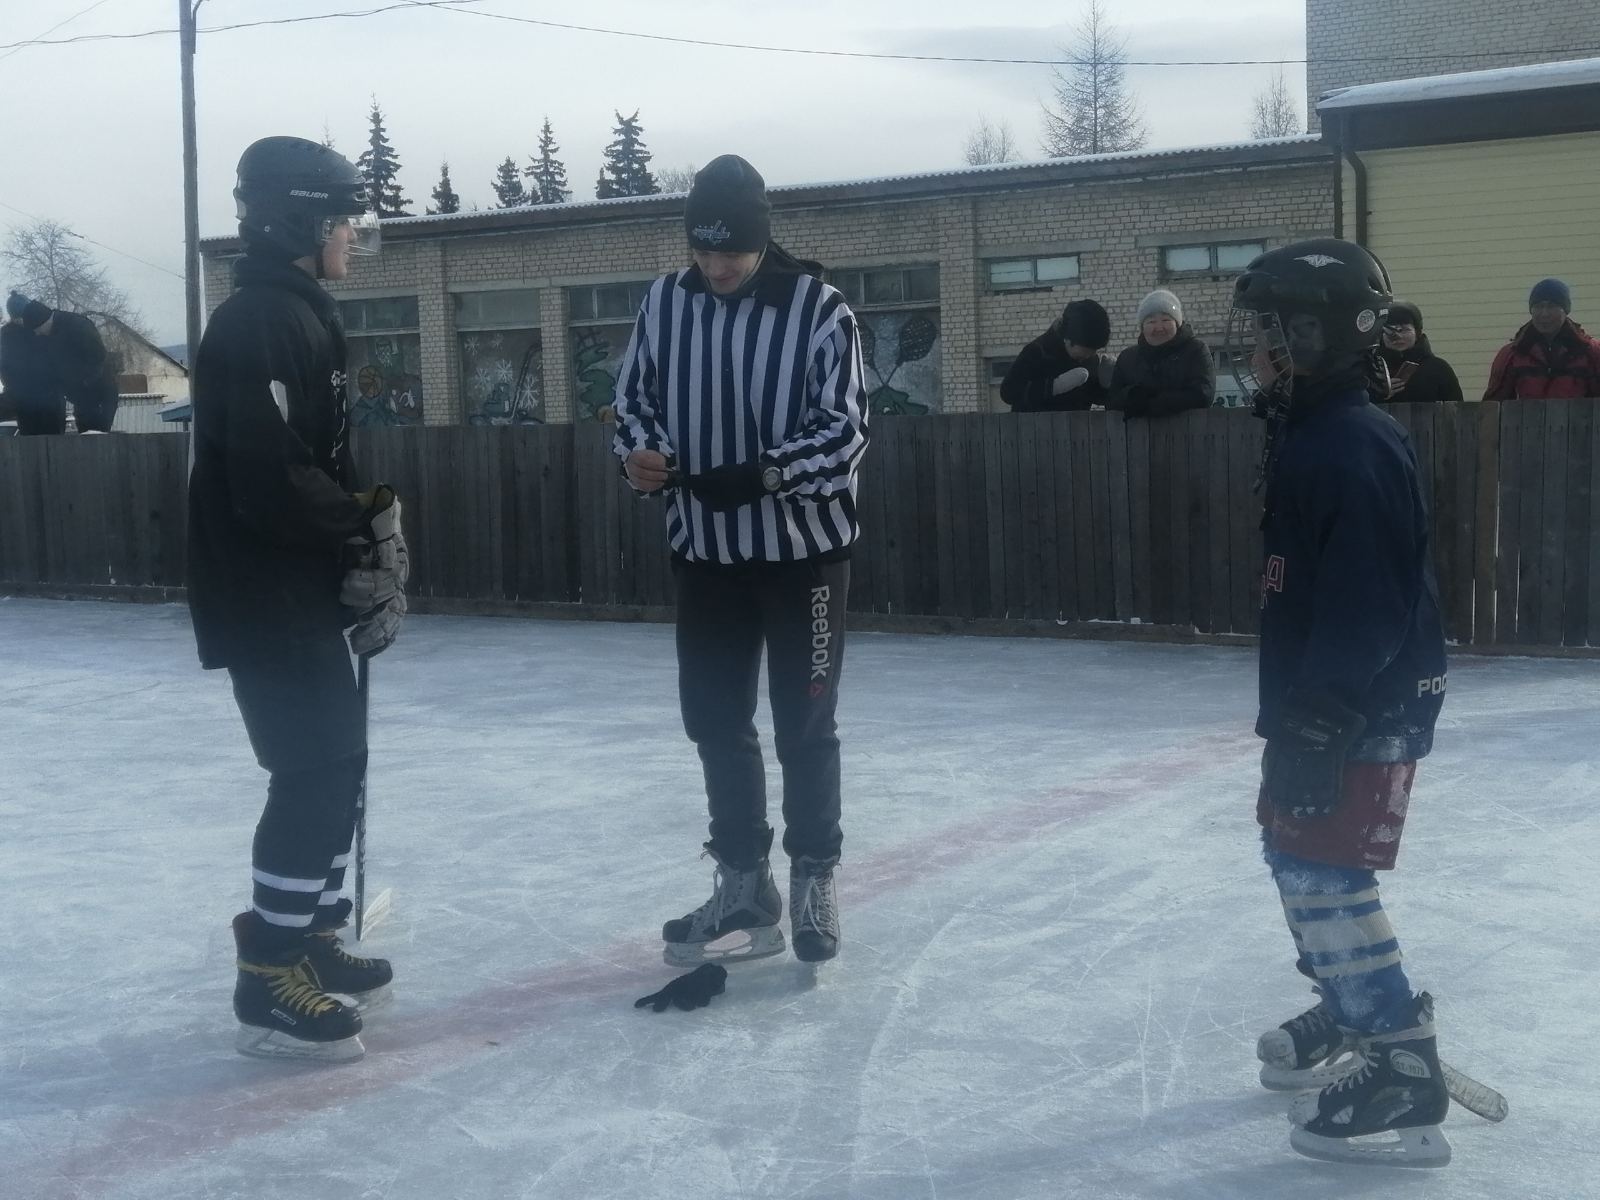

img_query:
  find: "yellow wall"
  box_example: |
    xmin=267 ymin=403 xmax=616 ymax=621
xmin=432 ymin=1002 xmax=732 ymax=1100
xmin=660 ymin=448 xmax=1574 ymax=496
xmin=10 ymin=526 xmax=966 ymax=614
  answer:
xmin=1344 ymin=131 xmax=1600 ymax=399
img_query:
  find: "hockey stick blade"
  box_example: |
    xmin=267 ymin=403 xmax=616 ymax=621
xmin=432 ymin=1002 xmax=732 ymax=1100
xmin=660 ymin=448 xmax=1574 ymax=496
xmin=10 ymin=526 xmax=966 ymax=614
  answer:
xmin=1443 ymin=1063 xmax=1508 ymax=1123
xmin=359 ymin=887 xmax=394 ymax=940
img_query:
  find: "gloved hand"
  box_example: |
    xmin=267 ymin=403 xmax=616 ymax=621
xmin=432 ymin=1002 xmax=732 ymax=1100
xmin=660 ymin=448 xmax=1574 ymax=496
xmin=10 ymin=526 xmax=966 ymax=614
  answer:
xmin=1263 ymin=687 xmax=1367 ymax=819
xmin=341 ymin=485 xmax=409 ymax=611
xmin=1095 ymin=354 xmax=1116 ymax=390
xmin=1050 ymin=367 xmax=1090 ymax=396
xmin=683 ymin=461 xmax=765 ymax=511
xmin=347 ymin=591 xmax=406 ymax=658
xmin=634 ymin=963 xmax=728 ymax=1013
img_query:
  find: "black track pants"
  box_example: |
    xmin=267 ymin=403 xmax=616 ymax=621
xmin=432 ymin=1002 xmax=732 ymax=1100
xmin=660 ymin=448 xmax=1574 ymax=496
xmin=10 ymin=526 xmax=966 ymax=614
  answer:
xmin=675 ymin=555 xmax=849 ymax=866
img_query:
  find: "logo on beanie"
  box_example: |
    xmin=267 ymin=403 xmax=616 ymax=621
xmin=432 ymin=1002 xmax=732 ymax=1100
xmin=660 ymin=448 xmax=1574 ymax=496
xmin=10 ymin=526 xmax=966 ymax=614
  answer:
xmin=1356 ymin=310 xmax=1377 ymax=333
xmin=1296 ymin=254 xmax=1342 ymax=269
xmin=692 ymin=220 xmax=733 ymax=246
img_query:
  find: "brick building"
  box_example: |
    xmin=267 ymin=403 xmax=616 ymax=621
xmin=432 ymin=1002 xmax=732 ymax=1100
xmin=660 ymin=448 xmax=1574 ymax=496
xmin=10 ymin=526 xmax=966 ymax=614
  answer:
xmin=201 ymin=138 xmax=1333 ymax=426
xmin=1306 ymin=0 xmax=1598 ymax=127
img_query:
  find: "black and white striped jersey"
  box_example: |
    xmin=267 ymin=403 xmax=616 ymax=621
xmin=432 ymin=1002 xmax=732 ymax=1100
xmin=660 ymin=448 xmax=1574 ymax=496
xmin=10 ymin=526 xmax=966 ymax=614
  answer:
xmin=611 ymin=264 xmax=869 ymax=564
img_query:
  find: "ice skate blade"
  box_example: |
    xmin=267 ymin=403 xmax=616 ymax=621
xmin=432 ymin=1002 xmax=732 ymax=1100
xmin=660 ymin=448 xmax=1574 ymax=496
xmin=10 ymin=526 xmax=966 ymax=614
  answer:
xmin=1259 ymin=1053 xmax=1359 ymax=1092
xmin=235 ymin=1025 xmax=365 ymax=1063
xmin=1289 ymin=1124 xmax=1451 ymax=1169
xmin=664 ymin=925 xmax=786 ymax=967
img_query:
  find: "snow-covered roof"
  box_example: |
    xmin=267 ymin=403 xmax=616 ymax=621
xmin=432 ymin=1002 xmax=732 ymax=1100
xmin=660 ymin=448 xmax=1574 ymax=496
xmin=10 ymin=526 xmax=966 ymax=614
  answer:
xmin=1318 ymin=56 xmax=1600 ymax=113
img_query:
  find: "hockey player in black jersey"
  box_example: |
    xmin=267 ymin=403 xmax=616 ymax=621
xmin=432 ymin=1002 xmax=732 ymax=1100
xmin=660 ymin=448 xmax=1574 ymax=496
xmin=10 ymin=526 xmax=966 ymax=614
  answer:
xmin=1226 ymin=239 xmax=1452 ymax=1166
xmin=188 ymin=136 xmax=406 ymax=1061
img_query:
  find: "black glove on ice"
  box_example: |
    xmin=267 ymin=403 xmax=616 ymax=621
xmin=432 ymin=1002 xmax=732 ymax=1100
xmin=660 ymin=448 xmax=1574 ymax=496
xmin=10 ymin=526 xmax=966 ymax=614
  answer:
xmin=634 ymin=963 xmax=728 ymax=1013
xmin=683 ymin=461 xmax=765 ymax=511
xmin=1264 ymin=687 xmax=1367 ymax=819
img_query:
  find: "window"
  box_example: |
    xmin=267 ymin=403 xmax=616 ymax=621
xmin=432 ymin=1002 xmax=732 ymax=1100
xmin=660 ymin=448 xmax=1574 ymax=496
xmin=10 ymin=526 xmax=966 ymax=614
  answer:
xmin=1211 ymin=344 xmax=1249 ymax=408
xmin=567 ymin=281 xmax=652 ymax=323
xmin=986 ymin=255 xmax=1081 ymax=290
xmin=1161 ymin=241 xmax=1265 ymax=278
xmin=565 ymin=281 xmax=653 ymax=422
xmin=827 ymin=265 xmax=939 ymax=309
xmin=455 ymin=290 xmax=542 ymax=425
xmin=340 ymin=297 xmax=423 ymax=426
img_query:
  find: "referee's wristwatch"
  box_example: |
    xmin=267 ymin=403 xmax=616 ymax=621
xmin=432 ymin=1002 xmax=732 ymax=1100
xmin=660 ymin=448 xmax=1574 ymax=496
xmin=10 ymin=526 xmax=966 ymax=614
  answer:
xmin=760 ymin=462 xmax=784 ymax=494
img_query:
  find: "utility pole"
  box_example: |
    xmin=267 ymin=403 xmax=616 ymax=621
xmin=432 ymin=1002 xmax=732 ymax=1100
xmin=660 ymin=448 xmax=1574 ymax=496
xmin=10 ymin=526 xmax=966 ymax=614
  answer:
xmin=179 ymin=0 xmax=202 ymax=373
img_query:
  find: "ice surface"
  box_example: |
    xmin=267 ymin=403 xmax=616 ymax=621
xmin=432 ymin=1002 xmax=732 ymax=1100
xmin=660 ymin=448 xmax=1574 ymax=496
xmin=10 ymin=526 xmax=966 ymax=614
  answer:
xmin=2 ymin=598 xmax=1596 ymax=1199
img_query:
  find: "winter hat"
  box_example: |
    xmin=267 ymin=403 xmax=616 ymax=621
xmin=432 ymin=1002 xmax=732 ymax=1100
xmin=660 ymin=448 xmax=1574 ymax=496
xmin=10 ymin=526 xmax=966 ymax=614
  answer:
xmin=684 ymin=155 xmax=771 ymax=254
xmin=6 ymin=291 xmax=52 ymax=329
xmin=5 ymin=290 xmax=31 ymax=321
xmin=1059 ymin=299 xmax=1111 ymax=350
xmin=1385 ymin=300 xmax=1423 ymax=330
xmin=1529 ymin=278 xmax=1572 ymax=313
xmin=1136 ymin=289 xmax=1183 ymax=327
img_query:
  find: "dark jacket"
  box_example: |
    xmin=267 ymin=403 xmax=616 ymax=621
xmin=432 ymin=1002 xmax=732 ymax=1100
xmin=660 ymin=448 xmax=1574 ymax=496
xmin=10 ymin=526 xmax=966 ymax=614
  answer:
xmin=1000 ymin=327 xmax=1110 ymax=412
xmin=1483 ymin=319 xmax=1600 ymax=400
xmin=1107 ymin=325 xmax=1214 ymax=418
xmin=44 ymin=310 xmax=119 ymax=430
xmin=0 ymin=321 xmax=66 ymax=430
xmin=187 ymin=254 xmax=368 ymax=670
xmin=1376 ymin=334 xmax=1462 ymax=405
xmin=1258 ymin=383 xmax=1446 ymax=761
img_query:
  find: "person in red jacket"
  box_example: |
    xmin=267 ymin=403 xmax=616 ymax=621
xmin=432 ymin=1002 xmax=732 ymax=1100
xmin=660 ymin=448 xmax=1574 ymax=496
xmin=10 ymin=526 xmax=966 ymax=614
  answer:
xmin=1482 ymin=278 xmax=1600 ymax=400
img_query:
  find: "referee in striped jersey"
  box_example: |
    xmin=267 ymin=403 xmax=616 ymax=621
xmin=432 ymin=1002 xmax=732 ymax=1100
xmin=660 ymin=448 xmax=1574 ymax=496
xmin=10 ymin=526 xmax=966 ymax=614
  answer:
xmin=612 ymin=154 xmax=869 ymax=966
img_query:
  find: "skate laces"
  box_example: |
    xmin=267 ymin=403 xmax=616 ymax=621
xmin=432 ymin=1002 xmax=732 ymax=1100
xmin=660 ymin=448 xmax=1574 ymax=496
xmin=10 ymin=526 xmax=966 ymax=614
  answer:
xmin=311 ymin=930 xmax=379 ymax=969
xmin=796 ymin=869 xmax=837 ymax=933
xmin=1286 ymin=1003 xmax=1337 ymax=1040
xmin=241 ymin=959 xmax=341 ymax=1017
xmin=1324 ymin=1044 xmax=1379 ymax=1096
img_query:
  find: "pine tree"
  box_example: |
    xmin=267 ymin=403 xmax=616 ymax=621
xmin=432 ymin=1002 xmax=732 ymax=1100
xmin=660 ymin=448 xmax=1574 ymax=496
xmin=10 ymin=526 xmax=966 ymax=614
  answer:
xmin=1040 ymin=1 xmax=1147 ymax=157
xmin=594 ymin=110 xmax=659 ymax=198
xmin=525 ymin=117 xmax=570 ymax=205
xmin=428 ymin=161 xmax=461 ymax=215
xmin=492 ymin=157 xmax=529 ymax=207
xmin=355 ymin=98 xmax=410 ymax=217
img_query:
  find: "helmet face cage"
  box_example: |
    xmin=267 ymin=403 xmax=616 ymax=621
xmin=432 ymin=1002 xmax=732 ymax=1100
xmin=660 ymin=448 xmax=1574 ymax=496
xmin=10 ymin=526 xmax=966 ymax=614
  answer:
xmin=1224 ymin=307 xmax=1295 ymax=402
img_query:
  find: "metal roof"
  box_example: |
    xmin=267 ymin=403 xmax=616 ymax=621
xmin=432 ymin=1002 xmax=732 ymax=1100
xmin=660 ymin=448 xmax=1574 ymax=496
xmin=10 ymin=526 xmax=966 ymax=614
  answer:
xmin=1318 ymin=56 xmax=1600 ymax=112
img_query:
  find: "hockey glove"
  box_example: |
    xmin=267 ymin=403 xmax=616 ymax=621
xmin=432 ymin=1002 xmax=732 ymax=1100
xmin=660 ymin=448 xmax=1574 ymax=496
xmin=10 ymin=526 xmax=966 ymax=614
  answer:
xmin=1050 ymin=367 xmax=1090 ymax=396
xmin=1264 ymin=687 xmax=1367 ymax=819
xmin=683 ymin=461 xmax=764 ymax=511
xmin=341 ymin=485 xmax=410 ymax=611
xmin=634 ymin=963 xmax=728 ymax=1013
xmin=348 ymin=591 xmax=406 ymax=659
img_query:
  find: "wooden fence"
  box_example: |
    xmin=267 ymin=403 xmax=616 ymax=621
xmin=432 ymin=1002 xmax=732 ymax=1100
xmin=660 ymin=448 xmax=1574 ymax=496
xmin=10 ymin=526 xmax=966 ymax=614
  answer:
xmin=2 ymin=400 xmax=1597 ymax=649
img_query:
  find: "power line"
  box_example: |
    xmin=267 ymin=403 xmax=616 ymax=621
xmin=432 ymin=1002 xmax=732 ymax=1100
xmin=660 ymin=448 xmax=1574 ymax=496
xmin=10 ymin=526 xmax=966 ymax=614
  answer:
xmin=0 ymin=0 xmax=118 ymax=63
xmin=0 ymin=199 xmax=185 ymax=285
xmin=0 ymin=0 xmax=485 ymax=53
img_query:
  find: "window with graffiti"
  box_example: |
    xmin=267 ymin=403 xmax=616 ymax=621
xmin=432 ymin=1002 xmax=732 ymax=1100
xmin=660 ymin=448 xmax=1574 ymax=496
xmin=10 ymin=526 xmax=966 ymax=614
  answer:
xmin=828 ymin=265 xmax=942 ymax=415
xmin=340 ymin=297 xmax=424 ymax=426
xmin=570 ymin=324 xmax=631 ymax=423
xmin=456 ymin=289 xmax=543 ymax=425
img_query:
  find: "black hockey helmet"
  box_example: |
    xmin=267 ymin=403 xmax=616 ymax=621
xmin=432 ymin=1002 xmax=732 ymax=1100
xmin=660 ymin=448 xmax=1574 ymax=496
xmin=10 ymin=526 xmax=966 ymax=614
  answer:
xmin=234 ymin=136 xmax=380 ymax=261
xmin=1225 ymin=238 xmax=1392 ymax=394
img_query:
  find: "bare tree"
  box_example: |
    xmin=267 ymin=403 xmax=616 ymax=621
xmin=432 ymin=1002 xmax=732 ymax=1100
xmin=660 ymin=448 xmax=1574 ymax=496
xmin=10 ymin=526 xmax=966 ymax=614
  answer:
xmin=2 ymin=219 xmax=145 ymax=333
xmin=1250 ymin=69 xmax=1302 ymax=138
xmin=1041 ymin=0 xmax=1147 ymax=158
xmin=964 ymin=115 xmax=1019 ymax=166
xmin=654 ymin=163 xmax=699 ymax=194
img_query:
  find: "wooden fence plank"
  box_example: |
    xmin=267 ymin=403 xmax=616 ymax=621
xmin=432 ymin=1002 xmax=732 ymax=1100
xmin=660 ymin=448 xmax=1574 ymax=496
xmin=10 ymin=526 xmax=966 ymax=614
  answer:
xmin=1146 ymin=422 xmax=1173 ymax=626
xmin=1087 ymin=413 xmax=1115 ymax=621
xmin=1562 ymin=399 xmax=1593 ymax=647
xmin=1106 ymin=415 xmax=1134 ymax=621
xmin=1515 ymin=402 xmax=1546 ymax=645
xmin=1125 ymin=418 xmax=1151 ymax=624
xmin=1493 ymin=403 xmax=1521 ymax=643
xmin=1050 ymin=413 xmax=1078 ymax=623
xmin=981 ymin=416 xmax=1006 ymax=620
xmin=1429 ymin=403 xmax=1463 ymax=641
xmin=1537 ymin=399 xmax=1570 ymax=646
xmin=1204 ymin=411 xmax=1231 ymax=634
xmin=1069 ymin=413 xmax=1096 ymax=621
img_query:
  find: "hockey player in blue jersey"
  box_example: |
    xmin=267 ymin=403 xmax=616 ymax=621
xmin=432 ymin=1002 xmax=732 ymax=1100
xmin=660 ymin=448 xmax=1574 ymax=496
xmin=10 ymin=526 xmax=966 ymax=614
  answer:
xmin=1227 ymin=239 xmax=1452 ymax=1167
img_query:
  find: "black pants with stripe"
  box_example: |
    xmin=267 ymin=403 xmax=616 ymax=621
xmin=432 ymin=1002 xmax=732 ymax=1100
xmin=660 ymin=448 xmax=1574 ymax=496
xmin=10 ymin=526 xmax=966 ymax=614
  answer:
xmin=674 ymin=554 xmax=849 ymax=867
xmin=228 ymin=635 xmax=366 ymax=950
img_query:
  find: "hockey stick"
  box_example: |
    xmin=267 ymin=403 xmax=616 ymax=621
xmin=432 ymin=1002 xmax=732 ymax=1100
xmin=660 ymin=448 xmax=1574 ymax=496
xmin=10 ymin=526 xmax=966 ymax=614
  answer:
xmin=1443 ymin=1063 xmax=1508 ymax=1123
xmin=354 ymin=655 xmax=370 ymax=941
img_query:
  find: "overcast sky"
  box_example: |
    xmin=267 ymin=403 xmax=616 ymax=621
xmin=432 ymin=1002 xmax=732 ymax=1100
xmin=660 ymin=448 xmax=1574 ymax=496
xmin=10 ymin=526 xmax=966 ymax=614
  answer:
xmin=0 ymin=0 xmax=1307 ymax=344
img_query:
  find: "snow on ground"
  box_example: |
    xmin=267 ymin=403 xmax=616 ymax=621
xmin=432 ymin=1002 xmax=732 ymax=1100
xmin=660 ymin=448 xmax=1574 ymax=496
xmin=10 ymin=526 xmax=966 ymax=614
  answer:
xmin=1 ymin=598 xmax=1596 ymax=1200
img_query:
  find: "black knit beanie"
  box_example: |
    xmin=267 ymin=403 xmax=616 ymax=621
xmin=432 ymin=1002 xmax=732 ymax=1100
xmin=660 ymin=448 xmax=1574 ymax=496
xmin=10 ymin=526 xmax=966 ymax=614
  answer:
xmin=1386 ymin=301 xmax=1423 ymax=331
xmin=685 ymin=155 xmax=771 ymax=254
xmin=1060 ymin=299 xmax=1111 ymax=350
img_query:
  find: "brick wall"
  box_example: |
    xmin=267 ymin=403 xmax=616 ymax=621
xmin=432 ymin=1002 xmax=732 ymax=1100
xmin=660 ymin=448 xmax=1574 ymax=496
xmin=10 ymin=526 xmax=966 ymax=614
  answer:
xmin=1307 ymin=0 xmax=1598 ymax=126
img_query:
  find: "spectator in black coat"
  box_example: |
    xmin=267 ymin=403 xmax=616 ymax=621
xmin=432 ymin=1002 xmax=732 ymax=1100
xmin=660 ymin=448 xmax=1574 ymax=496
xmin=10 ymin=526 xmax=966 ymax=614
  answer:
xmin=1107 ymin=289 xmax=1215 ymax=418
xmin=1374 ymin=301 xmax=1462 ymax=405
xmin=2 ymin=292 xmax=68 ymax=434
xmin=1000 ymin=298 xmax=1114 ymax=412
xmin=44 ymin=308 xmax=120 ymax=432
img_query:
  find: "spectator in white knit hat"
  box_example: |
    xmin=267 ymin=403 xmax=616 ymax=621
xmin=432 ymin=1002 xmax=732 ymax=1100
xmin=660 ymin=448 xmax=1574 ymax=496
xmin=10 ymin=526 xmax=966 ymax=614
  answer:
xmin=1107 ymin=289 xmax=1215 ymax=418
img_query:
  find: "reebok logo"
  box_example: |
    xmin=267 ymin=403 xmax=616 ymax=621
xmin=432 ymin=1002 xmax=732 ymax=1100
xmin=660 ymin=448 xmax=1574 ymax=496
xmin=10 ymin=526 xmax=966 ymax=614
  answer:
xmin=692 ymin=220 xmax=733 ymax=245
xmin=808 ymin=585 xmax=833 ymax=696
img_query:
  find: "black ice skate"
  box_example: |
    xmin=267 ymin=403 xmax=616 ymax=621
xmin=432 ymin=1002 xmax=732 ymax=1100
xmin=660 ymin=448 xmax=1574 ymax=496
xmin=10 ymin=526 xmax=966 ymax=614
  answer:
xmin=302 ymin=900 xmax=393 ymax=1013
xmin=790 ymin=856 xmax=840 ymax=963
xmin=1257 ymin=988 xmax=1357 ymax=1091
xmin=662 ymin=848 xmax=785 ymax=967
xmin=1287 ymin=994 xmax=1450 ymax=1168
xmin=232 ymin=912 xmax=364 ymax=1063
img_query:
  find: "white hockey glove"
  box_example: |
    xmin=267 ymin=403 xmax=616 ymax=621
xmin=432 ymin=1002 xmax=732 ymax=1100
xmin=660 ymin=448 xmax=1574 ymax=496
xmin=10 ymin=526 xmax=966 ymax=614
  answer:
xmin=341 ymin=485 xmax=409 ymax=611
xmin=348 ymin=590 xmax=406 ymax=658
xmin=1050 ymin=367 xmax=1091 ymax=396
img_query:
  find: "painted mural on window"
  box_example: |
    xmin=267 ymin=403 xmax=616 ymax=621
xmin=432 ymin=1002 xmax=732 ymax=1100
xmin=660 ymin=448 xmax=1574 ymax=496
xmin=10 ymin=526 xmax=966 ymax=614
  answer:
xmin=859 ymin=310 xmax=940 ymax=415
xmin=571 ymin=325 xmax=631 ymax=423
xmin=461 ymin=329 xmax=544 ymax=425
xmin=347 ymin=335 xmax=424 ymax=426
